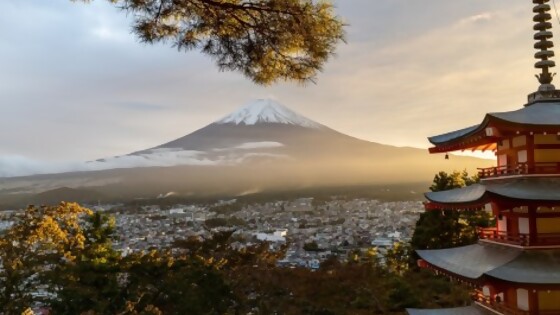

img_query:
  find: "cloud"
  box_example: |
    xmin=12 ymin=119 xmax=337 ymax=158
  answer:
xmin=459 ymin=12 xmax=495 ymax=25
xmin=0 ymin=146 xmax=287 ymax=178
xmin=233 ymin=142 xmax=284 ymax=150
xmin=91 ymin=25 xmax=128 ymax=42
xmin=0 ymin=149 xmax=216 ymax=177
xmin=113 ymin=102 xmax=168 ymax=111
xmin=0 ymin=156 xmax=84 ymax=178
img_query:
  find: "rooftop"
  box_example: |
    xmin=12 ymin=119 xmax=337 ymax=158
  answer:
xmin=425 ymin=178 xmax=560 ymax=206
xmin=417 ymin=243 xmax=560 ymax=284
xmin=428 ymin=102 xmax=560 ymax=153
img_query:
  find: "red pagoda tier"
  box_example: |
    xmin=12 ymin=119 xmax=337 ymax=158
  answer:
xmin=425 ymin=178 xmax=560 ymax=248
xmin=428 ymin=103 xmax=560 ymax=179
xmin=408 ymin=1 xmax=560 ymax=314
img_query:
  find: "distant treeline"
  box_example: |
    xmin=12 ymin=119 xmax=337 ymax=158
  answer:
xmin=121 ymin=182 xmax=428 ymax=210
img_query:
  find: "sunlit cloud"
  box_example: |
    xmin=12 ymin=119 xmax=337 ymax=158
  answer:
xmin=91 ymin=25 xmax=127 ymax=41
xmin=459 ymin=12 xmax=495 ymax=25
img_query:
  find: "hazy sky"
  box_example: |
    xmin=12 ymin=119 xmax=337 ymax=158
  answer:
xmin=0 ymin=0 xmax=547 ymax=165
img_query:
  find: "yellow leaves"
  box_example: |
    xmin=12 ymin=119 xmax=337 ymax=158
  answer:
xmin=1 ymin=203 xmax=95 ymax=270
xmin=28 ymin=215 xmax=68 ymax=246
xmin=457 ymin=218 xmax=469 ymax=226
xmin=141 ymin=305 xmax=163 ymax=315
xmin=19 ymin=203 xmax=91 ymax=256
xmin=200 ymin=256 xmax=228 ymax=269
xmin=120 ymin=301 xmax=163 ymax=315
xmin=366 ymin=247 xmax=378 ymax=259
xmin=196 ymin=254 xmax=207 ymax=264
xmin=14 ymin=257 xmax=24 ymax=269
xmin=64 ymin=251 xmax=77 ymax=262
xmin=21 ymin=308 xmax=35 ymax=315
xmin=166 ymin=256 xmax=175 ymax=268
xmin=93 ymin=257 xmax=108 ymax=265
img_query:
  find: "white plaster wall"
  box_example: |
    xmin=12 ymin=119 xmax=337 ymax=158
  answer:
xmin=519 ymin=217 xmax=530 ymax=234
xmin=498 ymin=216 xmax=507 ymax=232
xmin=517 ymin=288 xmax=529 ymax=311
xmin=498 ymin=154 xmax=508 ymax=167
xmin=517 ymin=150 xmax=528 ymax=163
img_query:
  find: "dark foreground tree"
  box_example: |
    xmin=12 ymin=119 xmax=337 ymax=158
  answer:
xmin=411 ymin=170 xmax=493 ymax=251
xmin=47 ymin=212 xmax=123 ymax=314
xmin=75 ymin=0 xmax=345 ymax=84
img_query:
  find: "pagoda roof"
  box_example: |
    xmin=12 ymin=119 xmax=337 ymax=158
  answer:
xmin=486 ymin=250 xmax=560 ymax=284
xmin=490 ymin=101 xmax=560 ymax=126
xmin=429 ymin=102 xmax=560 ymax=151
xmin=416 ymin=244 xmax=521 ymax=280
xmin=425 ymin=178 xmax=560 ymax=207
xmin=406 ymin=305 xmax=489 ymax=315
xmin=487 ymin=177 xmax=560 ymax=201
xmin=425 ymin=184 xmax=486 ymax=204
xmin=417 ymin=243 xmax=560 ymax=284
xmin=429 ymin=125 xmax=480 ymax=145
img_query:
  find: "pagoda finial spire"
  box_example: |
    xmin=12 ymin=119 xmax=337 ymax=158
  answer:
xmin=534 ymin=0 xmax=557 ymax=90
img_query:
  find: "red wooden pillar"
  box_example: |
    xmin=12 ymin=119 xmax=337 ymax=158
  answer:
xmin=529 ymin=289 xmax=539 ymax=315
xmin=529 ymin=206 xmax=538 ymax=246
xmin=527 ymin=134 xmax=535 ymax=174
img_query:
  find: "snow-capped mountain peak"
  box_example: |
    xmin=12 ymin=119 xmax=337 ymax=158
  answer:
xmin=215 ymin=99 xmax=322 ymax=129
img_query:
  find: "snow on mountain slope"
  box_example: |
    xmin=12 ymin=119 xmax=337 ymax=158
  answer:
xmin=216 ymin=99 xmax=323 ymax=129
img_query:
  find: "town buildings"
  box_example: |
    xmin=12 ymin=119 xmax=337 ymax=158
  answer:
xmin=106 ymin=198 xmax=422 ymax=267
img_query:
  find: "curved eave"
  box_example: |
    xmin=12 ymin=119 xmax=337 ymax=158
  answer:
xmin=425 ymin=184 xmax=487 ymax=206
xmin=425 ymin=201 xmax=486 ymax=211
xmin=417 ymin=244 xmax=521 ymax=280
xmin=486 ymin=250 xmax=560 ymax=285
xmin=428 ymin=102 xmax=560 ymax=153
xmin=428 ymin=126 xmax=494 ymax=154
xmin=418 ymin=243 xmax=560 ymax=285
xmin=425 ymin=178 xmax=560 ymax=209
xmin=486 ymin=178 xmax=560 ymax=202
xmin=429 ymin=125 xmax=481 ymax=145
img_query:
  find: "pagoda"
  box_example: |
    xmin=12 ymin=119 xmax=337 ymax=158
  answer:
xmin=407 ymin=1 xmax=560 ymax=314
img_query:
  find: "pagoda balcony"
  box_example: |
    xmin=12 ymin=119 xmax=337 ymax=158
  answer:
xmin=473 ymin=291 xmax=528 ymax=315
xmin=478 ymin=228 xmax=560 ymax=247
xmin=478 ymin=162 xmax=560 ymax=179
xmin=473 ymin=291 xmax=560 ymax=315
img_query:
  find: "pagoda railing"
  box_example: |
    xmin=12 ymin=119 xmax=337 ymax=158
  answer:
xmin=474 ymin=291 xmax=560 ymax=315
xmin=473 ymin=291 xmax=530 ymax=315
xmin=478 ymin=228 xmax=560 ymax=247
xmin=478 ymin=229 xmax=530 ymax=246
xmin=478 ymin=162 xmax=560 ymax=179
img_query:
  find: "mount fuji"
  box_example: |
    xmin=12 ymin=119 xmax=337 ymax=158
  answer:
xmin=0 ymin=99 xmax=492 ymax=204
xmin=94 ymin=99 xmax=373 ymax=167
xmin=216 ymin=99 xmax=323 ymax=128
